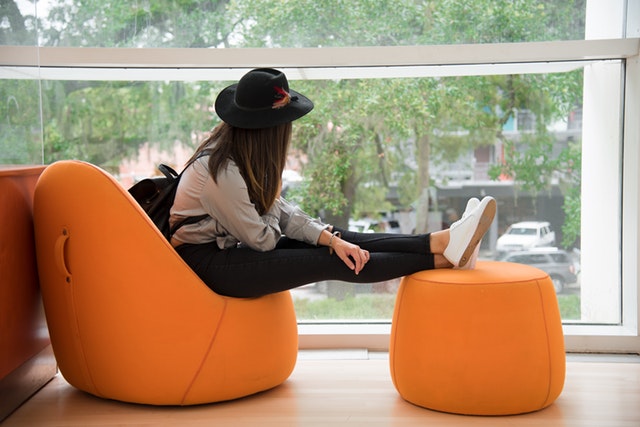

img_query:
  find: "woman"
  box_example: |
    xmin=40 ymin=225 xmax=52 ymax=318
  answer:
xmin=170 ymin=68 xmax=496 ymax=298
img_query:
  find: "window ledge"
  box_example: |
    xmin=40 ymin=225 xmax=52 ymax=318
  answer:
xmin=297 ymin=322 xmax=640 ymax=354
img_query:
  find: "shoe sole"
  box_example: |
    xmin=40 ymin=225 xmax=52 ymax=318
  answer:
xmin=457 ymin=198 xmax=496 ymax=268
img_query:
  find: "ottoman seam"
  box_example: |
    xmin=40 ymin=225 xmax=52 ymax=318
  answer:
xmin=389 ymin=280 xmax=406 ymax=391
xmin=536 ymin=278 xmax=555 ymax=409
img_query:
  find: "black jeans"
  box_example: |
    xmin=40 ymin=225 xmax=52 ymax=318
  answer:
xmin=176 ymin=227 xmax=435 ymax=298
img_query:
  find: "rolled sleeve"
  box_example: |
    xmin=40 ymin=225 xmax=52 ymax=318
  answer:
xmin=275 ymin=198 xmax=329 ymax=245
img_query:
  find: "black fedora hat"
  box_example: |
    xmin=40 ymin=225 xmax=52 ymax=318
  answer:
xmin=215 ymin=68 xmax=314 ymax=129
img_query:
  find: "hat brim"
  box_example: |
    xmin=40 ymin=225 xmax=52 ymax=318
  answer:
xmin=215 ymin=84 xmax=314 ymax=129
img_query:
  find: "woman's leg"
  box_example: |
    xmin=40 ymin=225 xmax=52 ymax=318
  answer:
xmin=333 ymin=227 xmax=431 ymax=254
xmin=176 ymin=238 xmax=434 ymax=298
xmin=333 ymin=227 xmax=452 ymax=268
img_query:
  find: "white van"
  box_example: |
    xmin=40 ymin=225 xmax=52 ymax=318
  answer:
xmin=496 ymin=221 xmax=556 ymax=255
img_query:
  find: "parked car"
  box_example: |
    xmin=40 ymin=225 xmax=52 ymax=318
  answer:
xmin=348 ymin=219 xmax=401 ymax=234
xmin=348 ymin=219 xmax=377 ymax=233
xmin=496 ymin=221 xmax=556 ymax=256
xmin=383 ymin=219 xmax=402 ymax=234
xmin=496 ymin=248 xmax=578 ymax=293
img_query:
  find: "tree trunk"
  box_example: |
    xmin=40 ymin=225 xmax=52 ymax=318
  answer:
xmin=414 ymin=133 xmax=431 ymax=234
xmin=323 ymin=166 xmax=355 ymax=229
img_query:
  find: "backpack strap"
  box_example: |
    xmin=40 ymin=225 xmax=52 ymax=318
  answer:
xmin=169 ymin=214 xmax=209 ymax=236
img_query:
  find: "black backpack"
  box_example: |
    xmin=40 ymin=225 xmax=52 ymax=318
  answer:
xmin=128 ymin=163 xmax=207 ymax=241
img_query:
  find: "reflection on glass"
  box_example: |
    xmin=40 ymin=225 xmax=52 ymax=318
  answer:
xmin=0 ymin=78 xmax=43 ymax=164
xmin=1 ymin=0 xmax=42 ymax=164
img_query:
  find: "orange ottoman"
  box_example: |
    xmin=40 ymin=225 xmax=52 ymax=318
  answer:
xmin=390 ymin=261 xmax=565 ymax=415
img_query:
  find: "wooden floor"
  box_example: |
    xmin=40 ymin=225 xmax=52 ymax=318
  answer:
xmin=4 ymin=351 xmax=640 ymax=427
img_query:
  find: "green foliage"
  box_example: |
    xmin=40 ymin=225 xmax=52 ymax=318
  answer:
xmin=558 ymin=141 xmax=582 ymax=248
xmin=556 ymin=294 xmax=581 ymax=320
xmin=488 ymin=132 xmax=582 ymax=249
xmin=562 ymin=185 xmax=582 ymax=248
xmin=0 ymin=79 xmax=43 ymax=164
xmin=43 ymin=0 xmax=234 ymax=47
xmin=293 ymin=293 xmax=397 ymax=320
xmin=4 ymin=0 xmax=586 ymax=239
xmin=487 ymin=68 xmax=583 ymax=248
xmin=289 ymin=145 xmax=352 ymax=218
xmin=489 ymin=133 xmax=556 ymax=193
xmin=293 ymin=291 xmax=581 ymax=320
xmin=31 ymin=79 xmax=220 ymax=166
xmin=229 ymin=0 xmax=429 ymax=47
xmin=431 ymin=0 xmax=585 ymax=43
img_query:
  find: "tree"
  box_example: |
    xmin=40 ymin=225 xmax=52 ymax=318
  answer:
xmin=2 ymin=0 xmax=585 ymax=243
xmin=0 ymin=1 xmax=41 ymax=164
xmin=229 ymin=0 xmax=585 ymax=234
xmin=1 ymin=1 xmax=236 ymax=167
xmin=43 ymin=0 xmax=233 ymax=48
xmin=0 ymin=0 xmax=32 ymax=45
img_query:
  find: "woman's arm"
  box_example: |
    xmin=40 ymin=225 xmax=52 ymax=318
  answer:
xmin=276 ymin=197 xmax=369 ymax=274
xmin=316 ymin=229 xmax=370 ymax=275
xmin=275 ymin=197 xmax=327 ymax=244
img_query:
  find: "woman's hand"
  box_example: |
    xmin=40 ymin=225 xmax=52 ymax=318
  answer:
xmin=332 ymin=237 xmax=370 ymax=275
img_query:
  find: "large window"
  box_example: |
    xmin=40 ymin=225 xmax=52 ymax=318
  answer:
xmin=1 ymin=0 xmax=638 ymax=352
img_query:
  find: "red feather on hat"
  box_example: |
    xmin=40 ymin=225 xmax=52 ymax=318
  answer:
xmin=272 ymin=86 xmax=291 ymax=109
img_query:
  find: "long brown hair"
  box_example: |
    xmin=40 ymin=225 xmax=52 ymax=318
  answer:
xmin=189 ymin=122 xmax=292 ymax=215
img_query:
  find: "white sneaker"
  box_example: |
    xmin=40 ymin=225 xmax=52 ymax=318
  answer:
xmin=456 ymin=241 xmax=480 ymax=270
xmin=454 ymin=197 xmax=481 ymax=270
xmin=444 ymin=196 xmax=496 ymax=268
xmin=461 ymin=197 xmax=480 ymax=219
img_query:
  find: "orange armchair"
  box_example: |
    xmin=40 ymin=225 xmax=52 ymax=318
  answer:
xmin=33 ymin=160 xmax=298 ymax=405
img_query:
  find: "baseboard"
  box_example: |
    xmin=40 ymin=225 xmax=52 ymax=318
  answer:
xmin=0 ymin=345 xmax=57 ymax=422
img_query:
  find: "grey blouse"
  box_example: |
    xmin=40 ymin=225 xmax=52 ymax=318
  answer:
xmin=170 ymin=155 xmax=328 ymax=250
